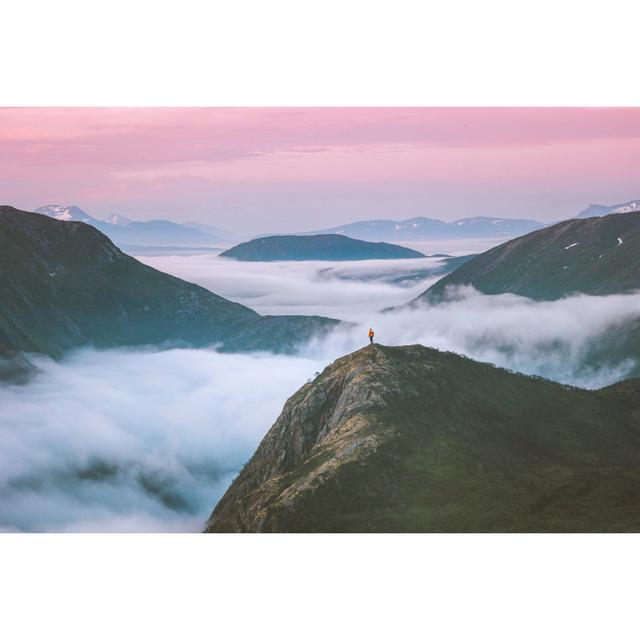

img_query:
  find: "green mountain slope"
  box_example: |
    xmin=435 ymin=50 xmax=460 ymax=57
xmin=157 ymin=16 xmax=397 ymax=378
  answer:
xmin=417 ymin=212 xmax=640 ymax=302
xmin=206 ymin=344 xmax=640 ymax=533
xmin=220 ymin=234 xmax=425 ymax=261
xmin=0 ymin=206 xmax=339 ymax=364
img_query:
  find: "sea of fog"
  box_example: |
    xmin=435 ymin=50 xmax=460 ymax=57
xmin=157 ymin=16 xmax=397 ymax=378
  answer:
xmin=2 ymin=242 xmax=640 ymax=532
xmin=137 ymin=254 xmax=446 ymax=319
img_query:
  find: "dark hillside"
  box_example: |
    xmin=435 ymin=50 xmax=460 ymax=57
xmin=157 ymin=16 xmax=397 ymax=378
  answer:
xmin=417 ymin=212 xmax=640 ymax=302
xmin=221 ymin=234 xmax=425 ymax=261
xmin=0 ymin=206 xmax=339 ymax=364
xmin=207 ymin=344 xmax=640 ymax=533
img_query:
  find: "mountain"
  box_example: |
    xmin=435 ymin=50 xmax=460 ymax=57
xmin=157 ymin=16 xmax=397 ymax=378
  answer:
xmin=104 ymin=213 xmax=133 ymax=226
xmin=185 ymin=222 xmax=241 ymax=243
xmin=416 ymin=211 xmax=640 ymax=302
xmin=35 ymin=204 xmax=225 ymax=247
xmin=205 ymin=344 xmax=640 ymax=533
xmin=35 ymin=204 xmax=99 ymax=224
xmin=576 ymin=199 xmax=640 ymax=218
xmin=220 ymin=234 xmax=426 ymax=261
xmin=113 ymin=219 xmax=222 ymax=247
xmin=299 ymin=216 xmax=544 ymax=242
xmin=0 ymin=206 xmax=340 ymax=368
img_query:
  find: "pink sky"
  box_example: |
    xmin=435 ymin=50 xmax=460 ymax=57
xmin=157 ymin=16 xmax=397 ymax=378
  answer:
xmin=1 ymin=108 xmax=639 ymax=232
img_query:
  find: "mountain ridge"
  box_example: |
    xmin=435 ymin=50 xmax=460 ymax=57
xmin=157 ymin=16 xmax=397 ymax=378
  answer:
xmin=0 ymin=206 xmax=340 ymax=369
xmin=576 ymin=199 xmax=640 ymax=218
xmin=206 ymin=344 xmax=640 ymax=533
xmin=35 ymin=204 xmax=228 ymax=247
xmin=416 ymin=211 xmax=640 ymax=302
xmin=291 ymin=215 xmax=544 ymax=242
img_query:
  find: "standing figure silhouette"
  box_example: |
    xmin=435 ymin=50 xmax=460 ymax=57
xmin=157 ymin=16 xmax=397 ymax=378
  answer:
xmin=368 ymin=328 xmax=375 ymax=344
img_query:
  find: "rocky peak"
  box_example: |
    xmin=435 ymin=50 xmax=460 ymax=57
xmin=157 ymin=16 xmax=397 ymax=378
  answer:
xmin=206 ymin=344 xmax=640 ymax=533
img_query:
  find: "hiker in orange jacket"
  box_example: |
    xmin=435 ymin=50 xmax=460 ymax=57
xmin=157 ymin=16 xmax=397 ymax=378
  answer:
xmin=368 ymin=328 xmax=375 ymax=344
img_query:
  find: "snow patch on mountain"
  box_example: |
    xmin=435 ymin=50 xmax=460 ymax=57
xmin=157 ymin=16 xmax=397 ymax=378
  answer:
xmin=35 ymin=204 xmax=96 ymax=224
xmin=612 ymin=201 xmax=640 ymax=214
xmin=576 ymin=200 xmax=640 ymax=218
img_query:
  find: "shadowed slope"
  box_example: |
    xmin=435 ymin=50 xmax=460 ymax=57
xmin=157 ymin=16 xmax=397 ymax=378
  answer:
xmin=0 ymin=206 xmax=340 ymax=364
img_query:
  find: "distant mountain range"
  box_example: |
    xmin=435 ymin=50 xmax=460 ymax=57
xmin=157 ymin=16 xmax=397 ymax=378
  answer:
xmin=296 ymin=216 xmax=544 ymax=242
xmin=34 ymin=204 xmax=235 ymax=247
xmin=0 ymin=206 xmax=340 ymax=379
xmin=220 ymin=234 xmax=426 ymax=261
xmin=576 ymin=199 xmax=640 ymax=218
xmin=206 ymin=344 xmax=640 ymax=532
xmin=31 ymin=200 xmax=640 ymax=251
xmin=417 ymin=211 xmax=640 ymax=302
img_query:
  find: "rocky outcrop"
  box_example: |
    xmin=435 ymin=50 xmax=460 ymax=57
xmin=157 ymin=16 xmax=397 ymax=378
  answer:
xmin=206 ymin=344 xmax=640 ymax=533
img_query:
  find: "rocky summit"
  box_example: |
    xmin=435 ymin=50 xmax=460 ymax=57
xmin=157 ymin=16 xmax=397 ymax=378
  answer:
xmin=206 ymin=344 xmax=640 ymax=533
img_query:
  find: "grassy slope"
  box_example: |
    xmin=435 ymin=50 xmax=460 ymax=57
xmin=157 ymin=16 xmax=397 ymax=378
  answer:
xmin=418 ymin=212 xmax=640 ymax=302
xmin=207 ymin=344 xmax=640 ymax=533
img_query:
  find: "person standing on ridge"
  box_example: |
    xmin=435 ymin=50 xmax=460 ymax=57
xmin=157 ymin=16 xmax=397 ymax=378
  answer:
xmin=368 ymin=328 xmax=375 ymax=344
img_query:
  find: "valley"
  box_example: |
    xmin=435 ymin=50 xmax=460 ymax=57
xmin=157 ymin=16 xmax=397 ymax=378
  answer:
xmin=2 ymin=204 xmax=640 ymax=532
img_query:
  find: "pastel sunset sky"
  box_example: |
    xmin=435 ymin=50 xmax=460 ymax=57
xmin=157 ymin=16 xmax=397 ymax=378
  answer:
xmin=1 ymin=107 xmax=639 ymax=232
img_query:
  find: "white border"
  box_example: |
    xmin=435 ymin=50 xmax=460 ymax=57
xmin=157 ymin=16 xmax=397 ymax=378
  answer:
xmin=2 ymin=1 xmax=640 ymax=638
xmin=2 ymin=534 xmax=639 ymax=639
xmin=2 ymin=0 xmax=640 ymax=106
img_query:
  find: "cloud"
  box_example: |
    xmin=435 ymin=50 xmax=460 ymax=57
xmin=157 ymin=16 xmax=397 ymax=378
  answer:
xmin=2 ymin=253 xmax=640 ymax=532
xmin=3 ymin=108 xmax=640 ymax=228
xmin=140 ymin=252 xmax=640 ymax=388
xmin=305 ymin=287 xmax=640 ymax=388
xmin=137 ymin=253 xmax=450 ymax=320
xmin=0 ymin=348 xmax=326 ymax=532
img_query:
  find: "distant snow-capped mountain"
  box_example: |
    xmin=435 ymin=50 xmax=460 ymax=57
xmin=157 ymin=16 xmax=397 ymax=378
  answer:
xmin=33 ymin=204 xmax=228 ymax=247
xmin=36 ymin=204 xmax=99 ymax=224
xmin=576 ymin=199 xmax=640 ymax=218
xmin=297 ymin=216 xmax=543 ymax=242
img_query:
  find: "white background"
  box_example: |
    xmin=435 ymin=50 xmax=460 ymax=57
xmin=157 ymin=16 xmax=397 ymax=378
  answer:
xmin=2 ymin=1 xmax=640 ymax=639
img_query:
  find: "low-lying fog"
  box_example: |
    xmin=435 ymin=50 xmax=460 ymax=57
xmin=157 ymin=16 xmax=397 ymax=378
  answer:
xmin=137 ymin=253 xmax=448 ymax=319
xmin=2 ymin=247 xmax=639 ymax=532
xmin=0 ymin=349 xmax=327 ymax=532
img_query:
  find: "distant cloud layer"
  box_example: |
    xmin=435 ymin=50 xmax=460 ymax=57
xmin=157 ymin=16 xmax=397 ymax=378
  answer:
xmin=2 ymin=108 xmax=639 ymax=231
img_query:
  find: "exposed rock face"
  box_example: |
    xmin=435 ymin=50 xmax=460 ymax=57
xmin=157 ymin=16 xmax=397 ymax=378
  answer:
xmin=206 ymin=344 xmax=640 ymax=533
xmin=0 ymin=206 xmax=340 ymax=361
xmin=416 ymin=212 xmax=640 ymax=302
xmin=220 ymin=234 xmax=425 ymax=261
